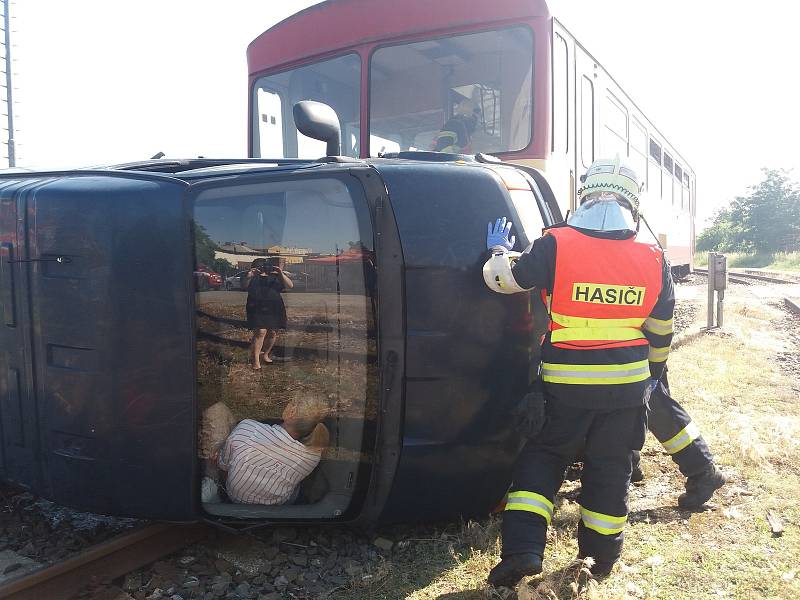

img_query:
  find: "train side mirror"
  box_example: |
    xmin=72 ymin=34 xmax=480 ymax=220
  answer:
xmin=293 ymin=101 xmax=341 ymax=157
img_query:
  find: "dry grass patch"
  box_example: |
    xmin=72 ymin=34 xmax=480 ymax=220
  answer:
xmin=342 ymin=297 xmax=800 ymax=599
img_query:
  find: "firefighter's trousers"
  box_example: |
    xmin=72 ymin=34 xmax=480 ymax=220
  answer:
xmin=633 ymin=374 xmax=714 ymax=477
xmin=501 ymin=398 xmax=647 ymax=566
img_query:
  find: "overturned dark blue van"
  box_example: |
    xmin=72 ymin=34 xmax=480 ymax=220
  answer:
xmin=0 ymin=152 xmax=558 ymax=526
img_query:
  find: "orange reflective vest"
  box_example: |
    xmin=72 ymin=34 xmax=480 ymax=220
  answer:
xmin=540 ymin=227 xmax=663 ymax=386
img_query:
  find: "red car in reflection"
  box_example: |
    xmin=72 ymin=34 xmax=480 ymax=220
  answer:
xmin=194 ymin=265 xmax=223 ymax=291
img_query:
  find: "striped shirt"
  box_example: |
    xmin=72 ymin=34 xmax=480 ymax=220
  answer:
xmin=218 ymin=419 xmax=322 ymax=505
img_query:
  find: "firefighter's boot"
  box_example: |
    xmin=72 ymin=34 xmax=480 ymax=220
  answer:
xmin=487 ymin=553 xmax=543 ymax=588
xmin=678 ymin=463 xmax=726 ymax=509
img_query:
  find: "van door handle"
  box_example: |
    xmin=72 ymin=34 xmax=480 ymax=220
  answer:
xmin=1 ymin=242 xmax=16 ymax=327
xmin=8 ymin=255 xmax=72 ymax=264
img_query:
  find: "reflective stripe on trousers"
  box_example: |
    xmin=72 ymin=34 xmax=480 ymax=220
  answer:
xmin=541 ymin=360 xmax=650 ymax=385
xmin=662 ymin=421 xmax=700 ymax=454
xmin=580 ymin=506 xmax=627 ymax=535
xmin=505 ymin=491 xmax=554 ymax=524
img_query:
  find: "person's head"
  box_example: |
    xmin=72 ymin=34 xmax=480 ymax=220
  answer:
xmin=281 ymin=395 xmax=329 ymax=440
xmin=454 ymin=99 xmax=479 ymax=135
xmin=570 ymin=157 xmax=642 ymax=234
xmin=251 ymin=257 xmax=269 ymax=272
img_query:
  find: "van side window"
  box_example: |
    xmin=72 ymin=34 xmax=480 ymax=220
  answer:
xmin=192 ymin=175 xmax=377 ymax=516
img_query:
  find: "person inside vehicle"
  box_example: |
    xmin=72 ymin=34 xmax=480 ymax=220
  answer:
xmin=214 ymin=396 xmax=330 ymax=505
xmin=431 ymin=99 xmax=480 ymax=154
xmin=243 ymin=257 xmax=293 ymax=369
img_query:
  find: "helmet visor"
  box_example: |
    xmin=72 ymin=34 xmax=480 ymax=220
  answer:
xmin=568 ymin=192 xmax=637 ymax=232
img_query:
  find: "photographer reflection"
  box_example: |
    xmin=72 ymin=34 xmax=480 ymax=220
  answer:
xmin=244 ymin=257 xmax=293 ymax=370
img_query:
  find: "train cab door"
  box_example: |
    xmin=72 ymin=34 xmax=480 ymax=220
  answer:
xmin=575 ymin=48 xmax=598 ymax=206
xmin=0 ymin=173 xmax=198 ymax=520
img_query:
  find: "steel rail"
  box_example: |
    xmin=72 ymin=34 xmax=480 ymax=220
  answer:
xmin=692 ymin=268 xmax=753 ymax=286
xmin=0 ymin=523 xmax=210 ymax=600
xmin=693 ymin=268 xmax=794 ymax=285
xmin=784 ymin=297 xmax=800 ymax=317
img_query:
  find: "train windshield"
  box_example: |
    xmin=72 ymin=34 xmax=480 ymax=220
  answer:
xmin=252 ymin=54 xmax=361 ymax=159
xmin=369 ymin=27 xmax=534 ymax=156
xmin=193 ymin=174 xmax=377 ymax=520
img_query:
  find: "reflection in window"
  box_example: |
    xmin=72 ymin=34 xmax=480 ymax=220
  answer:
xmin=581 ymin=76 xmax=594 ymax=168
xmin=252 ymin=54 xmax=361 ymax=159
xmin=369 ymin=27 xmax=534 ymax=156
xmin=193 ymin=176 xmax=377 ymax=516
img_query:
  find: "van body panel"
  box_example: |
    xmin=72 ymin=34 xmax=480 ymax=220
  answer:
xmin=373 ymin=163 xmax=546 ymax=521
xmin=0 ymin=173 xmax=197 ymax=520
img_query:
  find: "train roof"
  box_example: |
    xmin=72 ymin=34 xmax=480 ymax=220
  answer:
xmin=247 ymin=0 xmax=550 ymax=76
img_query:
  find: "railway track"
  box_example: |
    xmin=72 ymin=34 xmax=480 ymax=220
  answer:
xmin=692 ymin=268 xmax=794 ymax=286
xmin=0 ymin=523 xmax=210 ymax=600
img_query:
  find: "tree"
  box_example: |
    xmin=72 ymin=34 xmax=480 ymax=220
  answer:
xmin=697 ymin=169 xmax=800 ymax=254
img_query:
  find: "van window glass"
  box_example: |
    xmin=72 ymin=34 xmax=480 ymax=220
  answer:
xmin=193 ymin=175 xmax=376 ymax=514
xmin=252 ymin=54 xmax=361 ymax=159
xmin=369 ymin=27 xmax=534 ymax=156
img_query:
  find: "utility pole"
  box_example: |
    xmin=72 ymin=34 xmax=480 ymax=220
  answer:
xmin=2 ymin=0 xmax=14 ymax=167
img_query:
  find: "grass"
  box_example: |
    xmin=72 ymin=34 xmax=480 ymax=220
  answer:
xmin=694 ymin=251 xmax=800 ymax=272
xmin=336 ymin=297 xmax=800 ymax=599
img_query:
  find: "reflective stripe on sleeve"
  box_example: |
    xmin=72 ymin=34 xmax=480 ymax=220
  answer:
xmin=550 ymin=327 xmax=646 ymax=344
xmin=661 ymin=421 xmax=700 ymax=454
xmin=644 ymin=316 xmax=674 ymax=335
xmin=550 ymin=311 xmax=645 ymax=329
xmin=580 ymin=506 xmax=627 ymax=535
xmin=541 ymin=360 xmax=650 ymax=385
xmin=648 ymin=345 xmax=670 ymax=363
xmin=505 ymin=491 xmax=554 ymax=524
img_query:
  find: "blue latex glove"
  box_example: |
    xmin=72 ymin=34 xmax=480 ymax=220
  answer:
xmin=487 ymin=216 xmax=516 ymax=251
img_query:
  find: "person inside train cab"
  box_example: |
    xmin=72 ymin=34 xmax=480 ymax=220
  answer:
xmin=482 ymin=157 xmax=674 ymax=586
xmin=431 ymin=98 xmax=480 ymax=154
xmin=213 ymin=396 xmax=330 ymax=505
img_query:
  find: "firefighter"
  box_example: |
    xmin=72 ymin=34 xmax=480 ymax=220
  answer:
xmin=483 ymin=157 xmax=673 ymax=586
xmin=431 ymin=99 xmax=480 ymax=153
xmin=631 ymin=371 xmax=726 ymax=508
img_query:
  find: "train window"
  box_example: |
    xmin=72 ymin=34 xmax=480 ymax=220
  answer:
xmin=674 ymin=163 xmax=683 ymax=182
xmin=683 ymin=172 xmax=690 ymax=187
xmin=553 ymin=33 xmax=569 ymax=154
xmin=663 ymin=153 xmax=674 ymax=174
xmin=649 ymin=138 xmax=662 ymax=164
xmin=252 ymin=54 xmax=361 ymax=159
xmin=601 ymin=92 xmax=628 ymax=157
xmin=369 ymin=27 xmax=534 ymax=156
xmin=581 ymin=75 xmax=594 ymax=168
xmin=193 ymin=175 xmax=377 ymax=518
xmin=630 ymin=118 xmax=648 ymax=189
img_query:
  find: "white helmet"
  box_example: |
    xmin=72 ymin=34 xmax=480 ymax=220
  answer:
xmin=482 ymin=247 xmax=530 ymax=294
xmin=570 ymin=157 xmax=643 ymax=233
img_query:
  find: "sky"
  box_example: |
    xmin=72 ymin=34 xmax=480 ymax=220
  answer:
xmin=8 ymin=0 xmax=800 ymax=228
